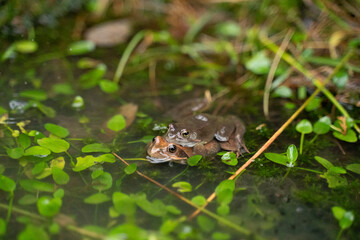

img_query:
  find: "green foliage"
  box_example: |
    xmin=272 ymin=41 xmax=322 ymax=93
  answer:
xmin=84 ymin=193 xmax=111 ymax=204
xmin=314 ymin=116 xmax=331 ymax=135
xmin=332 ymin=71 xmax=348 ymax=89
xmin=245 ymin=51 xmax=271 ymax=75
xmin=37 ymin=196 xmax=62 ymax=217
xmin=99 ymin=80 xmax=119 ymax=93
xmin=124 ymin=164 xmax=137 ymax=175
xmin=37 ymin=138 xmax=70 ymax=153
xmin=332 ymin=206 xmax=354 ymax=231
xmin=52 ymin=167 xmax=70 ymax=185
xmin=0 ymin=174 xmax=16 ymax=192
xmin=20 ymin=179 xmax=55 ymax=193
xmin=73 ymin=154 xmax=115 ymax=172
xmin=20 ymin=90 xmax=47 ymax=101
xmin=218 ymin=152 xmax=238 ymax=166
xmin=346 ymin=164 xmax=360 ymax=174
xmin=18 ymin=225 xmax=49 ymax=240
xmin=197 ymin=215 xmax=215 ymax=233
xmin=107 ymin=114 xmax=126 ymax=132
xmin=79 ymin=64 xmax=106 ymax=89
xmin=296 ymin=119 xmax=313 ymax=134
xmin=187 ymin=155 xmax=202 ymax=166
xmin=81 ymin=143 xmax=110 ymax=153
xmin=44 ymin=123 xmax=69 ymax=138
xmin=191 ymin=195 xmax=206 ymax=206
xmin=24 ymin=146 xmax=51 ymax=156
xmin=265 ymin=144 xmax=298 ymax=167
xmin=67 ymin=40 xmax=95 ymax=55
xmin=172 ymin=181 xmax=192 ymax=193
xmin=0 ymin=218 xmax=6 ymax=236
xmin=14 ymin=40 xmax=38 ymax=54
xmin=7 ymin=147 xmax=24 ymax=159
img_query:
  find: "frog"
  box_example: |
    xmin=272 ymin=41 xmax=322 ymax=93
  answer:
xmin=147 ymin=136 xmax=221 ymax=164
xmin=165 ymin=113 xmax=249 ymax=155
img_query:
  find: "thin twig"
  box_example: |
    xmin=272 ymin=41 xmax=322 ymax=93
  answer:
xmin=188 ymin=46 xmax=354 ymax=220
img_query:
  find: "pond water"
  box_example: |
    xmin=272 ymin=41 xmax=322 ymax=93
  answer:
xmin=1 ymin=3 xmax=360 ymax=240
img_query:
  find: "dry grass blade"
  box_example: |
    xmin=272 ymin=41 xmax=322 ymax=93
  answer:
xmin=188 ymin=43 xmax=354 ymax=220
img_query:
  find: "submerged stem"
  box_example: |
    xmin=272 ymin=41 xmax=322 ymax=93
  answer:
xmin=299 ymin=133 xmax=305 ymax=155
xmin=6 ymin=192 xmax=14 ymax=223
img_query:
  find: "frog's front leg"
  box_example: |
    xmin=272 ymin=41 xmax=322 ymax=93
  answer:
xmin=214 ymin=116 xmax=236 ymax=142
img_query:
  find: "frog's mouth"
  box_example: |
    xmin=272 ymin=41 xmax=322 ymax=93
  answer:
xmin=146 ymin=156 xmax=187 ymax=164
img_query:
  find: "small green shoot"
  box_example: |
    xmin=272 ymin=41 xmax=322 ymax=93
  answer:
xmin=332 ymin=206 xmax=354 ymax=240
xmin=295 ymin=119 xmax=313 ymax=154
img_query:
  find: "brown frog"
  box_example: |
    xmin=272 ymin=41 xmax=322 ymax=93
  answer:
xmin=165 ymin=113 xmax=249 ymax=155
xmin=147 ymin=136 xmax=220 ymax=164
xmin=147 ymin=133 xmax=245 ymax=164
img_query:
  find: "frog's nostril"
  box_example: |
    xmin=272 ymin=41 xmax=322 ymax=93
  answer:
xmin=152 ymin=137 xmax=156 ymax=143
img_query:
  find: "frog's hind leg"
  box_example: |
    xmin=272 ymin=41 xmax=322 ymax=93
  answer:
xmin=214 ymin=116 xmax=236 ymax=142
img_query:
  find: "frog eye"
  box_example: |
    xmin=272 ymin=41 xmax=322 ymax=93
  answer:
xmin=181 ymin=130 xmax=189 ymax=138
xmin=168 ymin=145 xmax=177 ymax=153
xmin=152 ymin=137 xmax=156 ymax=142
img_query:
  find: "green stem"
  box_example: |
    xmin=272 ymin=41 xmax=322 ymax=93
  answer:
xmin=294 ymin=167 xmax=322 ymax=174
xmin=65 ymin=151 xmax=74 ymax=166
xmin=299 ymin=133 xmax=304 ymax=155
xmin=6 ymin=192 xmax=14 ymax=223
xmin=309 ymin=134 xmax=318 ymax=144
xmin=184 ymin=12 xmax=214 ymax=44
xmin=113 ymin=30 xmax=146 ymax=83
xmin=281 ymin=168 xmax=291 ymax=182
xmin=336 ymin=228 xmax=343 ymax=240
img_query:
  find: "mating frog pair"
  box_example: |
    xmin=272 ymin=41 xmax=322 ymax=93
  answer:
xmin=147 ymin=113 xmax=249 ymax=164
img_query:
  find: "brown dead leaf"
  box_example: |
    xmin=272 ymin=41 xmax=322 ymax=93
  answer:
xmin=118 ymin=103 xmax=138 ymax=128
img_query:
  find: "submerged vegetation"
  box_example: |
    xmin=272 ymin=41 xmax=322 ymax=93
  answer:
xmin=1 ymin=0 xmax=360 ymax=239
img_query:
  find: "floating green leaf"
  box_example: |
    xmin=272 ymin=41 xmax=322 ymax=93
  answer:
xmin=305 ymin=97 xmax=322 ymax=111
xmin=333 ymin=129 xmax=357 ymax=143
xmin=245 ymin=51 xmax=271 ymax=75
xmin=272 ymin=86 xmax=293 ymax=98
xmin=73 ymin=154 xmax=115 ymax=172
xmin=172 ymin=181 xmax=192 ymax=193
xmin=72 ymin=96 xmax=84 ymax=108
xmin=81 ymin=143 xmax=110 ymax=153
xmin=24 ymin=146 xmax=51 ymax=156
xmin=52 ymin=83 xmax=74 ymax=95
xmin=187 ymin=155 xmax=202 ymax=166
xmin=92 ymin=171 xmax=112 ymax=191
xmin=332 ymin=71 xmax=348 ymax=89
xmin=67 ymin=40 xmax=95 ymax=55
xmin=346 ymin=164 xmax=360 ymax=174
xmin=52 ymin=167 xmax=70 ymax=185
xmin=191 ymin=195 xmax=206 ymax=206
xmin=79 ymin=64 xmax=106 ymax=89
xmin=314 ymin=116 xmax=331 ymax=135
xmin=197 ymin=215 xmax=215 ymax=233
xmin=84 ymin=193 xmax=111 ymax=204
xmin=0 ymin=174 xmax=16 ymax=192
xmin=99 ymin=79 xmax=119 ymax=93
xmin=220 ymin=152 xmax=238 ymax=166
xmin=135 ymin=193 xmax=167 ymax=217
xmin=124 ymin=164 xmax=137 ymax=175
xmin=37 ymin=196 xmax=62 ymax=217
xmin=296 ymin=119 xmax=313 ymax=134
xmin=20 ymin=179 xmax=54 ymax=193
xmin=332 ymin=206 xmax=354 ymax=230
xmin=37 ymin=138 xmax=70 ymax=153
xmin=314 ymin=156 xmax=334 ymax=170
xmin=113 ymin=192 xmax=136 ymax=216
xmin=18 ymin=225 xmax=49 ymax=240
xmin=44 ymin=123 xmax=69 ymax=138
xmin=18 ymin=194 xmax=37 ymax=205
xmin=217 ymin=203 xmax=230 ymax=216
xmin=321 ymin=171 xmax=348 ymax=189
xmin=107 ymin=114 xmax=126 ymax=132
xmin=7 ymin=147 xmax=24 ymax=159
xmin=14 ymin=40 xmax=38 ymax=53
xmin=19 ymin=134 xmax=31 ymax=149
xmin=264 ymin=152 xmax=288 ymax=166
xmin=212 ymin=232 xmax=230 ymax=240
xmin=20 ymin=90 xmax=47 ymax=101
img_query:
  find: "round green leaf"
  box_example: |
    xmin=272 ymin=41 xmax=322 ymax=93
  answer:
xmin=264 ymin=152 xmax=288 ymax=166
xmin=214 ymin=21 xmax=241 ymax=38
xmin=197 ymin=215 xmax=215 ymax=233
xmin=245 ymin=51 xmax=271 ymax=75
xmin=84 ymin=193 xmax=111 ymax=204
xmin=333 ymin=129 xmax=357 ymax=143
xmin=37 ymin=138 xmax=70 ymax=153
xmin=18 ymin=225 xmax=49 ymax=240
xmin=272 ymin=86 xmax=293 ymax=98
xmin=20 ymin=179 xmax=55 ymax=193
xmin=19 ymin=134 xmax=31 ymax=149
xmin=44 ymin=123 xmax=69 ymax=138
xmin=0 ymin=175 xmax=16 ymax=192
xmin=296 ymin=119 xmax=313 ymax=134
xmin=305 ymin=97 xmax=322 ymax=111
xmin=18 ymin=194 xmax=37 ymax=205
xmin=24 ymin=146 xmax=51 ymax=156
xmin=53 ymin=189 xmax=65 ymax=199
xmin=113 ymin=192 xmax=136 ymax=216
xmin=99 ymin=79 xmax=119 ymax=93
xmin=67 ymin=40 xmax=95 ymax=55
xmin=220 ymin=152 xmax=238 ymax=166
xmin=124 ymin=164 xmax=137 ymax=175
xmin=7 ymin=147 xmax=24 ymax=159
xmin=332 ymin=71 xmax=348 ymax=89
xmin=346 ymin=164 xmax=360 ymax=174
xmin=72 ymin=96 xmax=84 ymax=108
xmin=107 ymin=114 xmax=126 ymax=132
xmin=340 ymin=211 xmax=354 ymax=229
xmin=212 ymin=231 xmax=230 ymax=240
xmin=187 ymin=155 xmax=202 ymax=166
xmin=286 ymin=144 xmax=298 ymax=167
xmin=314 ymin=116 xmax=331 ymax=135
xmin=191 ymin=195 xmax=206 ymax=207
xmin=37 ymin=196 xmax=62 ymax=217
xmin=217 ymin=203 xmax=230 ymax=216
xmin=52 ymin=167 xmax=70 ymax=185
xmin=332 ymin=206 xmax=346 ymax=220
xmin=0 ymin=218 xmax=6 ymax=236
xmin=14 ymin=40 xmax=38 ymax=53
xmin=172 ymin=181 xmax=192 ymax=193
xmin=82 ymin=143 xmax=110 ymax=153
xmin=92 ymin=172 xmax=112 ymax=191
